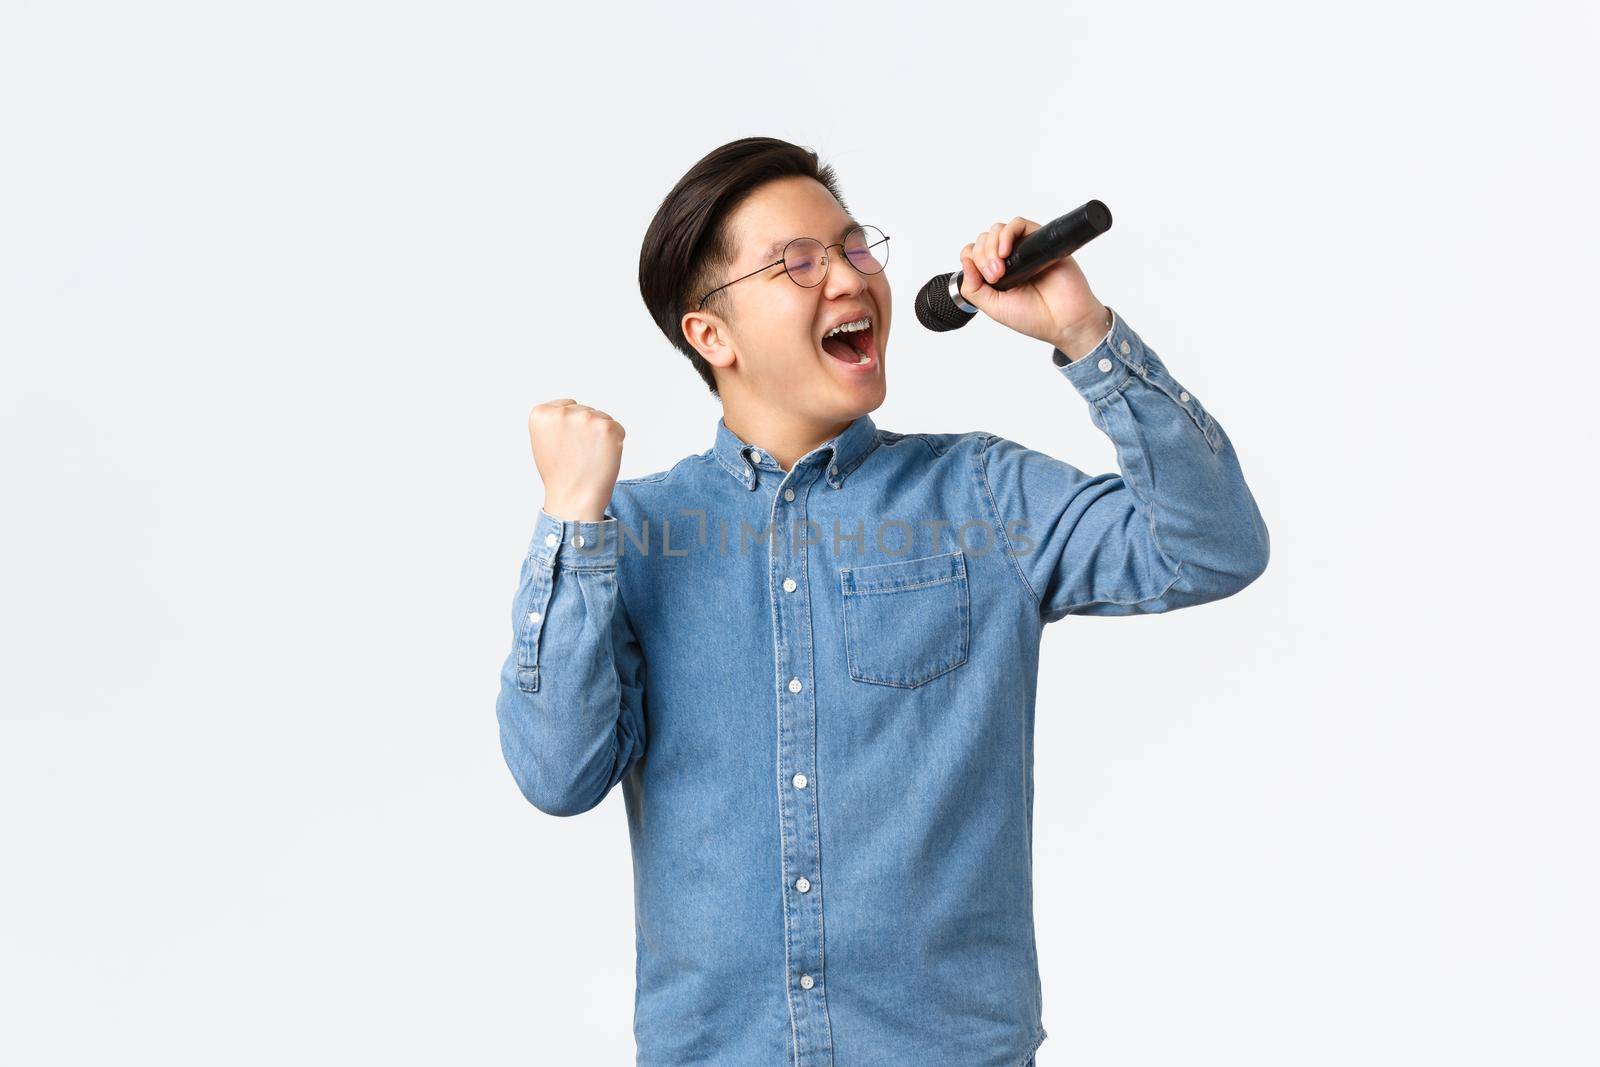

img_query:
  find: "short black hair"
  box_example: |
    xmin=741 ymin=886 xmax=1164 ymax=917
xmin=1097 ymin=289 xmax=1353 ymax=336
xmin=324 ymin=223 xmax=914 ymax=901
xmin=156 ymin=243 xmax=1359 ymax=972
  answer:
xmin=637 ymin=136 xmax=851 ymax=397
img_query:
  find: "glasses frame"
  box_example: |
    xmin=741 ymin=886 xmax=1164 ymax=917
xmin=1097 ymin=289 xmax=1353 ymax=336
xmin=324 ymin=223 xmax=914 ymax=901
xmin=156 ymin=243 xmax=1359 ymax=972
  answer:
xmin=695 ymin=225 xmax=890 ymax=311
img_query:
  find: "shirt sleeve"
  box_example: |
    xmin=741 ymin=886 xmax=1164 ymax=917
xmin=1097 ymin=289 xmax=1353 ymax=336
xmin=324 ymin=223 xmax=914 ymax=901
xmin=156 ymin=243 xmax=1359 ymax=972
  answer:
xmin=495 ymin=506 xmax=648 ymax=816
xmin=977 ymin=308 xmax=1270 ymax=622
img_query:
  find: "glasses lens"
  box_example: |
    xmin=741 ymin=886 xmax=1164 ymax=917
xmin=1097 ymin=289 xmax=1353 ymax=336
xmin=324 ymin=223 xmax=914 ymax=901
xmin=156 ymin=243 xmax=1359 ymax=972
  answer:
xmin=783 ymin=238 xmax=827 ymax=287
xmin=843 ymin=225 xmax=889 ymax=275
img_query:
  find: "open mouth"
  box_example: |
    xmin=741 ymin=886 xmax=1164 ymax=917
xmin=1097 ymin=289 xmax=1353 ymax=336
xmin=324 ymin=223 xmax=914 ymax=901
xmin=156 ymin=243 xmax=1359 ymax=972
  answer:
xmin=819 ymin=321 xmax=877 ymax=368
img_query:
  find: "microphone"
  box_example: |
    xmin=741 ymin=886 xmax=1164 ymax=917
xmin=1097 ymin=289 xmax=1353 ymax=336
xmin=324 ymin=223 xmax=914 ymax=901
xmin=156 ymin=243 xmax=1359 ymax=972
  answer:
xmin=913 ymin=199 xmax=1113 ymax=332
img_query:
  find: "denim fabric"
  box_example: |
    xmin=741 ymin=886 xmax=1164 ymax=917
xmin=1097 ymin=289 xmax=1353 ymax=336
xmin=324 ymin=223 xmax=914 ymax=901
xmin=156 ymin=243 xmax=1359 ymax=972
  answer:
xmin=496 ymin=310 xmax=1269 ymax=1066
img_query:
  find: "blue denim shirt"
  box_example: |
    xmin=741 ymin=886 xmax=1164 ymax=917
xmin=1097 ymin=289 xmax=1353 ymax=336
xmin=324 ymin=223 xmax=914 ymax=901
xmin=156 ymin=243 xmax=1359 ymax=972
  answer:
xmin=496 ymin=309 xmax=1269 ymax=1066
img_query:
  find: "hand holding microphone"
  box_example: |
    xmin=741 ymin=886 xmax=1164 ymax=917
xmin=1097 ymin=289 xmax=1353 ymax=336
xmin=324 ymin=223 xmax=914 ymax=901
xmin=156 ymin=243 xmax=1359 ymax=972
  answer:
xmin=915 ymin=199 xmax=1114 ymax=360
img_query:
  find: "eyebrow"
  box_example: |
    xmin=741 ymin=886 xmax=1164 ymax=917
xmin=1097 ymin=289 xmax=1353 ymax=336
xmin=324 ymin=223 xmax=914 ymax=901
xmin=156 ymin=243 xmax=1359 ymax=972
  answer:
xmin=758 ymin=218 xmax=860 ymax=262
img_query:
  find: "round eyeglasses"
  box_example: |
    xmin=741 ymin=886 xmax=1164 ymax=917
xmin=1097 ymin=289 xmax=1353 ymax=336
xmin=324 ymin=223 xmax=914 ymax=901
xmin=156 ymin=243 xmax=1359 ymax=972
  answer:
xmin=696 ymin=225 xmax=890 ymax=310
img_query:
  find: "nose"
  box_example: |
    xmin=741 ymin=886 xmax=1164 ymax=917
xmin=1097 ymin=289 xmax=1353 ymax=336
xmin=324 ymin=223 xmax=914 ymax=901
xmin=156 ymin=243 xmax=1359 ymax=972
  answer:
xmin=820 ymin=244 xmax=867 ymax=301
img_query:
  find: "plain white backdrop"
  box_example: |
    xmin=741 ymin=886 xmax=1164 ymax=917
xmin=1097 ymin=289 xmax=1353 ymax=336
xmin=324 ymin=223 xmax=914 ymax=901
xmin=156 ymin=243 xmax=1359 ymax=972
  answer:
xmin=2 ymin=1 xmax=1596 ymax=1063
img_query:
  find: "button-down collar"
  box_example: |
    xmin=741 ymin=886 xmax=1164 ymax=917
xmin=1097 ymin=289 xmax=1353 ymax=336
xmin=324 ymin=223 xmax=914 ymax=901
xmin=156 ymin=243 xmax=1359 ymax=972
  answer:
xmin=710 ymin=411 xmax=880 ymax=491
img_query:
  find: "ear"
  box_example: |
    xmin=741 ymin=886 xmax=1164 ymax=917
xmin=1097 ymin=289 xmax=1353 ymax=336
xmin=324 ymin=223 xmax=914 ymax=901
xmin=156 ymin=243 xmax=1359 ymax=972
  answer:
xmin=682 ymin=310 xmax=736 ymax=371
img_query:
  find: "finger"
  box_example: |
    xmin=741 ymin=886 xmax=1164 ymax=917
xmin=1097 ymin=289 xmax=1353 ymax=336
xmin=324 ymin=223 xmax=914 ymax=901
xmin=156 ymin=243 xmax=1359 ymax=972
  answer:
xmin=1000 ymin=217 xmax=1029 ymax=259
xmin=958 ymin=253 xmax=989 ymax=306
xmin=975 ymin=228 xmax=996 ymax=282
xmin=986 ymin=223 xmax=1005 ymax=279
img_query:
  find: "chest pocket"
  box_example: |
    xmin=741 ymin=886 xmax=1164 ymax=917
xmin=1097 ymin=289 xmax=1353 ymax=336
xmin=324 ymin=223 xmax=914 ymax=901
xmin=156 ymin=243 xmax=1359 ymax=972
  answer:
xmin=839 ymin=550 xmax=970 ymax=688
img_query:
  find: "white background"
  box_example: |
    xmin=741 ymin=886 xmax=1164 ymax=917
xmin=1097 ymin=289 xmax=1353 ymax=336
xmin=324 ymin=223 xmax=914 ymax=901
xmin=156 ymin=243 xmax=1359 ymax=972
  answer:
xmin=3 ymin=2 xmax=1596 ymax=1063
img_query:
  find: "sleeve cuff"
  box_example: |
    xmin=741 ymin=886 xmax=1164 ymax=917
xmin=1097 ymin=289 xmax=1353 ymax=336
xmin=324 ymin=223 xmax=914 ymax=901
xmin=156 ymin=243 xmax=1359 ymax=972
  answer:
xmin=1051 ymin=306 xmax=1149 ymax=403
xmin=529 ymin=507 xmax=620 ymax=568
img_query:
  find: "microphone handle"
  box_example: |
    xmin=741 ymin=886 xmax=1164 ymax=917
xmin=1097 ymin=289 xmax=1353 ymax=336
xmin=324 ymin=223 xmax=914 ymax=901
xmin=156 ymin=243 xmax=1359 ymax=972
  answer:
xmin=989 ymin=199 xmax=1113 ymax=291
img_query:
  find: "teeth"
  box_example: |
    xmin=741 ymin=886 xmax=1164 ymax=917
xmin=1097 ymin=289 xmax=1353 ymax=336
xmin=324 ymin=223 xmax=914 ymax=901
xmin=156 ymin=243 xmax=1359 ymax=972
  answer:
xmin=823 ymin=316 xmax=871 ymax=339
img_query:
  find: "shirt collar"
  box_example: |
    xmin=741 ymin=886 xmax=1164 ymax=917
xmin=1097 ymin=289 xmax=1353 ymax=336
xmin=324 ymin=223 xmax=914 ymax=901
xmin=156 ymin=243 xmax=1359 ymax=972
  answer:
xmin=710 ymin=412 xmax=880 ymax=491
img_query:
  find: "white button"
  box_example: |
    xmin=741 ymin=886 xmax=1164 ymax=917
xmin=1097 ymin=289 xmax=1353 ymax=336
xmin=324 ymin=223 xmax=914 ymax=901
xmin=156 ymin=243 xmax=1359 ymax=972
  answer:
xmin=1179 ymin=391 xmax=1189 ymax=402
xmin=788 ymin=677 xmax=802 ymax=693
xmin=783 ymin=577 xmax=797 ymax=592
xmin=1096 ymin=357 xmax=1113 ymax=373
xmin=1119 ymin=339 xmax=1131 ymax=355
xmin=800 ymin=974 xmax=814 ymax=989
xmin=793 ymin=773 xmax=808 ymax=789
xmin=545 ymin=533 xmax=559 ymax=547
xmin=751 ymin=450 xmax=764 ymax=463
xmin=783 ymin=488 xmax=795 ymax=501
xmin=573 ymin=534 xmax=586 ymax=548
xmin=527 ymin=611 xmax=541 ymax=623
xmin=828 ymin=465 xmax=837 ymax=477
xmin=795 ymin=876 xmax=810 ymax=893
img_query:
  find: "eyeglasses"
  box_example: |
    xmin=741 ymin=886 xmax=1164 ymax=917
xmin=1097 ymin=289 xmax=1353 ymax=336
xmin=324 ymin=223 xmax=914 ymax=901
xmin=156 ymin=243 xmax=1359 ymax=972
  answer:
xmin=696 ymin=224 xmax=890 ymax=311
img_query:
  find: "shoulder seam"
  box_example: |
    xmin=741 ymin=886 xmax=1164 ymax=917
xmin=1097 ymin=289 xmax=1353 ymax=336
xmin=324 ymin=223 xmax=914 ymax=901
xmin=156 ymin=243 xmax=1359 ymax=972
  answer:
xmin=881 ymin=428 xmax=981 ymax=459
xmin=617 ymin=452 xmax=699 ymax=486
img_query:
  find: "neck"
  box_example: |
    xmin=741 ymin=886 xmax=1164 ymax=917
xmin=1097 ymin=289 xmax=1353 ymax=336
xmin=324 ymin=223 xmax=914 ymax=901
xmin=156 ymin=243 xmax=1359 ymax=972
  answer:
xmin=723 ymin=401 xmax=853 ymax=473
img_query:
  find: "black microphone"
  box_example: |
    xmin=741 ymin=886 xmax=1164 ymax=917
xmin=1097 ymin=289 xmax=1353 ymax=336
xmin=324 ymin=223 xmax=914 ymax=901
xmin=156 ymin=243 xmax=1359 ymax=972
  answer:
xmin=914 ymin=199 xmax=1113 ymax=332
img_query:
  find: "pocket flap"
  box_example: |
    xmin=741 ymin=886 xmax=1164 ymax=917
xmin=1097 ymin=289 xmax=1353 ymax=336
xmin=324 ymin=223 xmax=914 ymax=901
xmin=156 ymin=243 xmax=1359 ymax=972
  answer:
xmin=841 ymin=549 xmax=967 ymax=595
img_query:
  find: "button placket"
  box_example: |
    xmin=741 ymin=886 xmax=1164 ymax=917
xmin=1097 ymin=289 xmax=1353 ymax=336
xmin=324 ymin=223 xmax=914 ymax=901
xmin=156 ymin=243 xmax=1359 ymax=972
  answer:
xmin=768 ymin=465 xmax=833 ymax=1061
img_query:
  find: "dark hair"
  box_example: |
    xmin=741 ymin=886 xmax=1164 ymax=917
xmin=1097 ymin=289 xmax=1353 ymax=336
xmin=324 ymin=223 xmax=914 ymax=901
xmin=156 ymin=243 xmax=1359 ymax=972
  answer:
xmin=638 ymin=136 xmax=851 ymax=397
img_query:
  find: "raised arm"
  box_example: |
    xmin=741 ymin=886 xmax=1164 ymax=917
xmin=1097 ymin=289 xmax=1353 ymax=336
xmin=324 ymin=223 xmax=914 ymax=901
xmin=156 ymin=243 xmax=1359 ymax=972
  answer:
xmin=495 ymin=400 xmax=645 ymax=816
xmin=979 ymin=308 xmax=1270 ymax=621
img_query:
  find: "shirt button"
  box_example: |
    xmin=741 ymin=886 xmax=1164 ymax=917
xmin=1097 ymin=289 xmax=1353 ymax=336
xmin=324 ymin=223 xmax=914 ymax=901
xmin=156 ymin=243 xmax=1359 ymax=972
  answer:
xmin=1096 ymin=357 xmax=1113 ymax=373
xmin=788 ymin=677 xmax=802 ymax=693
xmin=545 ymin=533 xmax=559 ymax=547
xmin=795 ymin=876 xmax=810 ymax=893
xmin=800 ymin=974 xmax=814 ymax=990
xmin=1119 ymin=339 xmax=1131 ymax=355
xmin=793 ymin=773 xmax=807 ymax=789
xmin=527 ymin=611 xmax=541 ymax=623
xmin=573 ymin=534 xmax=586 ymax=548
xmin=1179 ymin=390 xmax=1190 ymax=402
xmin=783 ymin=488 xmax=795 ymax=502
xmin=828 ymin=465 xmax=837 ymax=477
xmin=783 ymin=577 xmax=797 ymax=592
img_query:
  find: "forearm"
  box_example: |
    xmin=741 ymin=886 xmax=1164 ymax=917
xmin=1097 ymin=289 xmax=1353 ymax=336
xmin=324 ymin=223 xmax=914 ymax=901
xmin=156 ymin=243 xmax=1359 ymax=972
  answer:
xmin=495 ymin=508 xmax=645 ymax=816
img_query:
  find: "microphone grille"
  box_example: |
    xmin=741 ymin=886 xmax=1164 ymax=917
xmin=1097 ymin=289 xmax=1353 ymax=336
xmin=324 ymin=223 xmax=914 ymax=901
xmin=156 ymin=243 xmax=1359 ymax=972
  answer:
xmin=914 ymin=270 xmax=977 ymax=332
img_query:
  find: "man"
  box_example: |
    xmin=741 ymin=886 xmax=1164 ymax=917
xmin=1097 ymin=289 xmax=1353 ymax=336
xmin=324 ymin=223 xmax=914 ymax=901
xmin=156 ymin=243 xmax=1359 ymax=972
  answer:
xmin=496 ymin=136 xmax=1269 ymax=1066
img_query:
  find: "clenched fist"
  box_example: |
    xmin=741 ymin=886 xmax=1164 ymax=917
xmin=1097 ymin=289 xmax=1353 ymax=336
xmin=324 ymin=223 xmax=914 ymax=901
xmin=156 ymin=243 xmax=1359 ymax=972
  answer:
xmin=528 ymin=399 xmax=624 ymax=523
